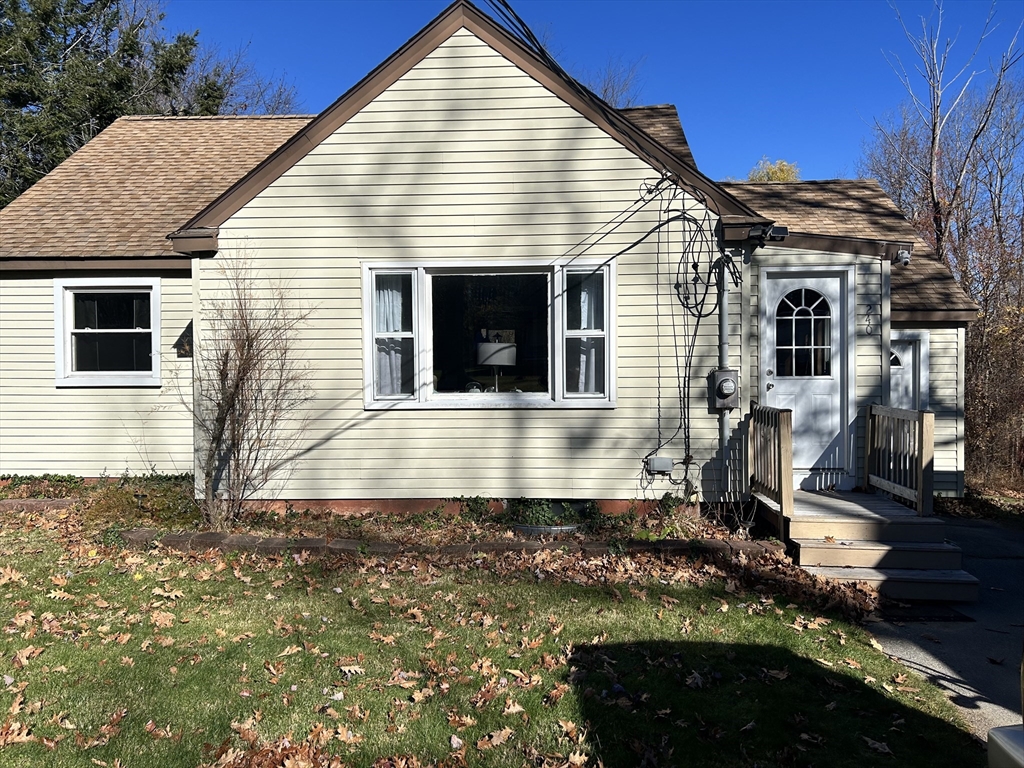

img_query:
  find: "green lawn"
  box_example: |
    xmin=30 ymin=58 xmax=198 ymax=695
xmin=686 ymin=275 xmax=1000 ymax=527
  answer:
xmin=0 ymin=509 xmax=983 ymax=767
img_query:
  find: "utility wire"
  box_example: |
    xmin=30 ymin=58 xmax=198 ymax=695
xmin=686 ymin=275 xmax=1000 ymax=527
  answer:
xmin=483 ymin=0 xmax=745 ymax=507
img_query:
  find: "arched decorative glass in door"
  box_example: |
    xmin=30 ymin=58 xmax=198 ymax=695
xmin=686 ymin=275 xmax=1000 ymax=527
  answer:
xmin=775 ymin=288 xmax=832 ymax=377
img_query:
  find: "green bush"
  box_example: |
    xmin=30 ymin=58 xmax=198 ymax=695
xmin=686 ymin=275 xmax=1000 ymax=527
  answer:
xmin=452 ymin=495 xmax=492 ymax=522
xmin=503 ymin=498 xmax=604 ymax=527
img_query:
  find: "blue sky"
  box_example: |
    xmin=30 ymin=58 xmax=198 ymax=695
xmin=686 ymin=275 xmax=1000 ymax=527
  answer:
xmin=162 ymin=0 xmax=1022 ymax=181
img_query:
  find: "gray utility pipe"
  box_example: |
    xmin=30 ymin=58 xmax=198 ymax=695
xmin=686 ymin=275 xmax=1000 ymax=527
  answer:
xmin=718 ymin=256 xmax=730 ymax=495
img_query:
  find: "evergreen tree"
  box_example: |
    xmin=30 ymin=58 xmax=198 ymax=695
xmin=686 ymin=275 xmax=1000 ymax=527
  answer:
xmin=0 ymin=0 xmax=296 ymax=207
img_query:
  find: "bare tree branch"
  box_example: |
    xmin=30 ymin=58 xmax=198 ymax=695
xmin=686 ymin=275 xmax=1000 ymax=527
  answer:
xmin=578 ymin=56 xmax=645 ymax=109
xmin=863 ymin=5 xmax=1024 ymax=487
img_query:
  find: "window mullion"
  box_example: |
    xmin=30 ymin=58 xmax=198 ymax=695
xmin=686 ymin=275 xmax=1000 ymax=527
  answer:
xmin=417 ymin=267 xmax=428 ymax=403
xmin=553 ymin=267 xmax=564 ymax=402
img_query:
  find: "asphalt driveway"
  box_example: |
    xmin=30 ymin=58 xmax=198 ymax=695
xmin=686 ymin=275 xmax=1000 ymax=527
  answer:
xmin=871 ymin=516 xmax=1024 ymax=739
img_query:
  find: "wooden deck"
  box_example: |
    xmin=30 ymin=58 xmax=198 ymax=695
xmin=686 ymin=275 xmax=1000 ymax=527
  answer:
xmin=784 ymin=489 xmax=979 ymax=602
xmin=791 ymin=489 xmax=919 ymax=519
xmin=748 ymin=404 xmax=976 ymax=600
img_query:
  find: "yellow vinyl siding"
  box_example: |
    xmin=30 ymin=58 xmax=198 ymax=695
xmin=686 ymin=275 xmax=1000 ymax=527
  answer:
xmin=0 ymin=274 xmax=193 ymax=476
xmin=924 ymin=326 xmax=965 ymax=495
xmin=202 ymin=29 xmax=725 ymax=501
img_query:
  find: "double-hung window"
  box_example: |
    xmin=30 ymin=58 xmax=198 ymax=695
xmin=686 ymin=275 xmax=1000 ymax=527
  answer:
xmin=364 ymin=262 xmax=614 ymax=408
xmin=54 ymin=277 xmax=161 ymax=387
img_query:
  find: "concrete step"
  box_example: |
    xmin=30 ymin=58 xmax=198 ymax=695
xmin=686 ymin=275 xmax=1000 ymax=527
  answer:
xmin=793 ymin=538 xmax=963 ymax=569
xmin=788 ymin=514 xmax=946 ymax=543
xmin=803 ymin=566 xmax=980 ymax=602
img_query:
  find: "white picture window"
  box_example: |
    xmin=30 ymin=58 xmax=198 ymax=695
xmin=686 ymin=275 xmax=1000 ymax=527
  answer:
xmin=363 ymin=262 xmax=614 ymax=409
xmin=54 ymin=277 xmax=161 ymax=387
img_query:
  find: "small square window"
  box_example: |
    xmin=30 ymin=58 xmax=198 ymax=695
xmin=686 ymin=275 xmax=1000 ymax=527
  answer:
xmin=54 ymin=278 xmax=161 ymax=387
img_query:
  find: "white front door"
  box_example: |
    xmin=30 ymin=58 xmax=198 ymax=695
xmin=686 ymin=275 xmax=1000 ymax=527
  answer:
xmin=762 ymin=273 xmax=848 ymax=480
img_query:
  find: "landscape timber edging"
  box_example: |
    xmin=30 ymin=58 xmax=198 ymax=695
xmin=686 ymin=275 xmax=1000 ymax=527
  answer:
xmin=118 ymin=528 xmax=785 ymax=559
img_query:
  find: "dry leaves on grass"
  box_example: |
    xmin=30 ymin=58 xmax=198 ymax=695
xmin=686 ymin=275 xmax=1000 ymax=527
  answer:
xmin=11 ymin=646 xmax=43 ymax=669
xmin=476 ymin=727 xmax=514 ymax=751
xmin=0 ymin=718 xmax=35 ymax=747
xmin=335 ymin=544 xmax=879 ymax=624
xmin=0 ymin=567 xmax=26 ymax=586
xmin=862 ymin=735 xmax=895 ymax=756
xmin=203 ymin=722 xmax=371 ymax=767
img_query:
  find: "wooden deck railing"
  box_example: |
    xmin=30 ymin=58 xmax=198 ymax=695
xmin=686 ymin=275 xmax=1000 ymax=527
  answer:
xmin=749 ymin=405 xmax=794 ymax=534
xmin=864 ymin=405 xmax=934 ymax=516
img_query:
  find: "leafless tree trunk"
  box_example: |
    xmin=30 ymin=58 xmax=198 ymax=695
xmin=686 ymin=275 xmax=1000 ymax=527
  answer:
xmin=881 ymin=2 xmax=1020 ymax=264
xmin=187 ymin=259 xmax=314 ymax=528
xmin=861 ymin=4 xmax=1023 ymax=487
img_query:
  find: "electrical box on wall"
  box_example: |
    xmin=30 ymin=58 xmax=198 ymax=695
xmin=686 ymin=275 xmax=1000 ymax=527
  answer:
xmin=646 ymin=456 xmax=674 ymax=474
xmin=709 ymin=369 xmax=739 ymax=410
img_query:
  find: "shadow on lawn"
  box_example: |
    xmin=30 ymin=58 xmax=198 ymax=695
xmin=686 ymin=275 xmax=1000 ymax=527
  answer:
xmin=567 ymin=640 xmax=983 ymax=768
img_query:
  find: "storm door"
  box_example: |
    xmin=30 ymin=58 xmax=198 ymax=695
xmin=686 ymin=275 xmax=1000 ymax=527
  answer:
xmin=890 ymin=333 xmax=928 ymax=411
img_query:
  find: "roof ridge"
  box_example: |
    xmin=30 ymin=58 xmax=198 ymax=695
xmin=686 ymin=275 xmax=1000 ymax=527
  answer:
xmin=722 ymin=178 xmax=878 ymax=185
xmin=118 ymin=114 xmax=316 ymax=121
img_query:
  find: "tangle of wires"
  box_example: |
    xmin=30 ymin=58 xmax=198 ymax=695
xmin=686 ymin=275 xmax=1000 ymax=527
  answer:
xmin=483 ymin=0 xmax=746 ymax=514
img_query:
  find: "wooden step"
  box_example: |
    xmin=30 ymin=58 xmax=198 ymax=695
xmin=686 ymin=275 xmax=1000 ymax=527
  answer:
xmin=803 ymin=566 xmax=980 ymax=602
xmin=793 ymin=538 xmax=963 ymax=569
xmin=788 ymin=514 xmax=946 ymax=543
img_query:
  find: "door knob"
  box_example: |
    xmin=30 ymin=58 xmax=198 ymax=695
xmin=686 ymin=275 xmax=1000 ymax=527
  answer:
xmin=766 ymin=369 xmax=774 ymax=376
xmin=766 ymin=382 xmax=774 ymax=391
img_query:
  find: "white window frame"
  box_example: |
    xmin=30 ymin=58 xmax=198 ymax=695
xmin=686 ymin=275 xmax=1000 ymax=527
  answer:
xmin=362 ymin=259 xmax=616 ymax=409
xmin=53 ymin=277 xmax=162 ymax=387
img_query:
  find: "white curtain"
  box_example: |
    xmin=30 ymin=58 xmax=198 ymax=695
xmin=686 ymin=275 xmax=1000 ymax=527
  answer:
xmin=576 ymin=277 xmax=599 ymax=394
xmin=375 ymin=275 xmax=405 ymax=395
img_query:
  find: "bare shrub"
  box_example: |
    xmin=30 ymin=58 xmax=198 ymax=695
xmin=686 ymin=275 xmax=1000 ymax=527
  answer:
xmin=189 ymin=259 xmax=314 ymax=528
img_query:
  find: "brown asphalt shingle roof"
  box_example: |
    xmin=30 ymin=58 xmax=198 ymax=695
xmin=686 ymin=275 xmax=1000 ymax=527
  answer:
xmin=721 ymin=179 xmax=977 ymax=315
xmin=0 ymin=115 xmax=313 ymax=260
xmin=620 ymin=104 xmax=697 ymax=168
xmin=0 ymin=109 xmax=975 ymax=317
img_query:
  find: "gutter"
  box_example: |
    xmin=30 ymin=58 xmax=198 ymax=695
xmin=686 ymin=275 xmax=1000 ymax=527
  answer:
xmin=167 ymin=227 xmax=219 ymax=256
xmin=0 ymin=257 xmax=190 ymax=272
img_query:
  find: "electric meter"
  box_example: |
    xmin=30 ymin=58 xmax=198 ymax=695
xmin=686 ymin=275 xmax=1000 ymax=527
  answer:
xmin=710 ymin=369 xmax=739 ymax=410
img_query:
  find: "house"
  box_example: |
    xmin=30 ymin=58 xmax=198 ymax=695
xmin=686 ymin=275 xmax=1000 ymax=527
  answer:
xmin=0 ymin=0 xmax=975 ymax=516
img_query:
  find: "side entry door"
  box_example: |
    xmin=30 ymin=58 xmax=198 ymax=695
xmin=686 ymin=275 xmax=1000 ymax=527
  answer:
xmin=890 ymin=332 xmax=928 ymax=411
